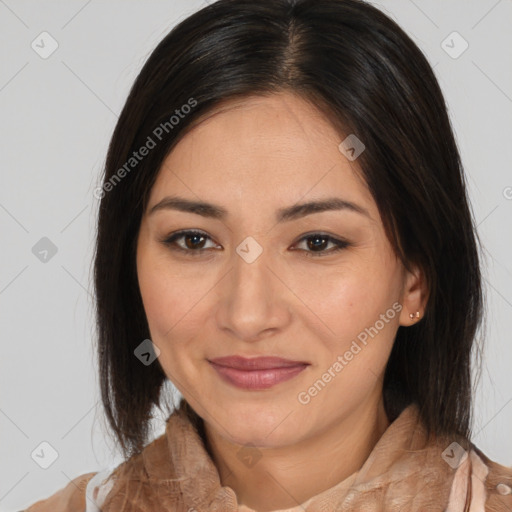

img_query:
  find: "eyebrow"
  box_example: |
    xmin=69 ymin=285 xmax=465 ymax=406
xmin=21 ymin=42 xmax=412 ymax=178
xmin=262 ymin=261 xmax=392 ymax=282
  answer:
xmin=148 ymin=195 xmax=371 ymax=222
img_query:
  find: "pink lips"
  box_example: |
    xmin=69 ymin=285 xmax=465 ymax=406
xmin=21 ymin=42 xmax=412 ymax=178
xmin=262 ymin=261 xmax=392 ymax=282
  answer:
xmin=208 ymin=356 xmax=309 ymax=390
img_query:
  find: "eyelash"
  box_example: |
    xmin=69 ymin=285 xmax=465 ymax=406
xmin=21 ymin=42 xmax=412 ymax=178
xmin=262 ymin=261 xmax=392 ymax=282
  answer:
xmin=161 ymin=230 xmax=351 ymax=258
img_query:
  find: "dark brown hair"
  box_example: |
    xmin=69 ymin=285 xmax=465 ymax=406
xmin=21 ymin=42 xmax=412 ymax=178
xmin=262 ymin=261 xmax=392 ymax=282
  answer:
xmin=94 ymin=0 xmax=485 ymax=460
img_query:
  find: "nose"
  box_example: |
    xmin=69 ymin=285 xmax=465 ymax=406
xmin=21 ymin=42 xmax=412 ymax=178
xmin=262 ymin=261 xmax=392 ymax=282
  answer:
xmin=214 ymin=241 xmax=292 ymax=343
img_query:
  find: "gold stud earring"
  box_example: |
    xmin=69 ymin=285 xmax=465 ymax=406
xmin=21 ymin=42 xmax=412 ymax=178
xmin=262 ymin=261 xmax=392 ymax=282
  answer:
xmin=409 ymin=311 xmax=420 ymax=320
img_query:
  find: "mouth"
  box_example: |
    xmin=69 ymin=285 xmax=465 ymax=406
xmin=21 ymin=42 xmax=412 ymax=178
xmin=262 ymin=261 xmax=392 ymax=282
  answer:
xmin=208 ymin=355 xmax=310 ymax=390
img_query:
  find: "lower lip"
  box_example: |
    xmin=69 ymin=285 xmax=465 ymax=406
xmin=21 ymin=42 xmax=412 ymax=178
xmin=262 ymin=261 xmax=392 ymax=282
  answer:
xmin=209 ymin=362 xmax=308 ymax=390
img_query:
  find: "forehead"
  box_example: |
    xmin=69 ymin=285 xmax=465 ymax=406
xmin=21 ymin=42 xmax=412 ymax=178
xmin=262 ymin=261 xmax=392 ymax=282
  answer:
xmin=149 ymin=92 xmax=376 ymax=220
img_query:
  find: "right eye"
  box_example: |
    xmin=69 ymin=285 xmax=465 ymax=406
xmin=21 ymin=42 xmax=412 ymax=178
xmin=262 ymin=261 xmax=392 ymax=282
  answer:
xmin=161 ymin=230 xmax=220 ymax=256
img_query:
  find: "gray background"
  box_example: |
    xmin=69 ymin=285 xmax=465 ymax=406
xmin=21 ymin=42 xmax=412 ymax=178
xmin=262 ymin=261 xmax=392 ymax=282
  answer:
xmin=1 ymin=0 xmax=511 ymax=510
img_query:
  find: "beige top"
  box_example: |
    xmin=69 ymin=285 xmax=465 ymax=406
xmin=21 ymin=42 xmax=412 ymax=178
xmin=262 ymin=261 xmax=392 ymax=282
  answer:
xmin=23 ymin=401 xmax=512 ymax=511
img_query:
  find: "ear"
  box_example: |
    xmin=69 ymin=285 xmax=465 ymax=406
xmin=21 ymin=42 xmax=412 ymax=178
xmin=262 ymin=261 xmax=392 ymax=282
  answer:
xmin=399 ymin=264 xmax=429 ymax=326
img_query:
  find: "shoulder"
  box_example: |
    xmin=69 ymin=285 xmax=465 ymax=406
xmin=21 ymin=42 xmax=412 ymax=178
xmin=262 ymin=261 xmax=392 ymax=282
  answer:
xmin=472 ymin=445 xmax=512 ymax=511
xmin=447 ymin=444 xmax=512 ymax=511
xmin=22 ymin=433 xmax=172 ymax=511
xmin=22 ymin=463 xmax=120 ymax=512
xmin=22 ymin=471 xmax=97 ymax=512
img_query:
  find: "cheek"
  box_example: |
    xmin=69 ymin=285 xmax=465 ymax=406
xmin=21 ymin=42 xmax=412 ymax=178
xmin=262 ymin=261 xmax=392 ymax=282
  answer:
xmin=290 ymin=265 xmax=378 ymax=333
xmin=292 ymin=262 xmax=400 ymax=361
xmin=137 ymin=265 xmax=199 ymax=381
xmin=136 ymin=253 xmax=214 ymax=375
xmin=140 ymin=277 xmax=204 ymax=344
xmin=138 ymin=266 xmax=173 ymax=333
xmin=137 ymin=249 xmax=191 ymax=340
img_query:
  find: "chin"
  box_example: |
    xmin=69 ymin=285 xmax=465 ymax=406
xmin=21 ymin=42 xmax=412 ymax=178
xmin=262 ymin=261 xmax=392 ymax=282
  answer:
xmin=222 ymin=422 xmax=297 ymax=448
xmin=208 ymin=398 xmax=307 ymax=447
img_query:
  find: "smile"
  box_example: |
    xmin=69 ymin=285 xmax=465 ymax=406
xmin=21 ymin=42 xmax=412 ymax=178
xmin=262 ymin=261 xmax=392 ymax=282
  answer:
xmin=208 ymin=356 xmax=309 ymax=390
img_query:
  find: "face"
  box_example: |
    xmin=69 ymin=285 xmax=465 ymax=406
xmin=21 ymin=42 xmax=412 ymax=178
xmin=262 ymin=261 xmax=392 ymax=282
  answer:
xmin=136 ymin=92 xmax=423 ymax=448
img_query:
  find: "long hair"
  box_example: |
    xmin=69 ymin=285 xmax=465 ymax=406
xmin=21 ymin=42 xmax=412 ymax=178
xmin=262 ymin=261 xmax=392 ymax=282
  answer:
xmin=93 ymin=0 xmax=485 ymax=460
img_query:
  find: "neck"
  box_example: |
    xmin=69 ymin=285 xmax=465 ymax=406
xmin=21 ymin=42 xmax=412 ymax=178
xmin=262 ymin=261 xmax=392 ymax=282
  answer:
xmin=203 ymin=395 xmax=390 ymax=512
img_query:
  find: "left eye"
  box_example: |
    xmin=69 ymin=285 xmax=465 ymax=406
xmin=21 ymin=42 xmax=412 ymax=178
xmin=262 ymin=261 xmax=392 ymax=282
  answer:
xmin=293 ymin=233 xmax=350 ymax=257
xmin=161 ymin=230 xmax=350 ymax=257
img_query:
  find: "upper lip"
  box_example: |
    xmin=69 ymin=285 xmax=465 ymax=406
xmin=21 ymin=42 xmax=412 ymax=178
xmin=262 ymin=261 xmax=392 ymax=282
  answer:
xmin=208 ymin=355 xmax=309 ymax=370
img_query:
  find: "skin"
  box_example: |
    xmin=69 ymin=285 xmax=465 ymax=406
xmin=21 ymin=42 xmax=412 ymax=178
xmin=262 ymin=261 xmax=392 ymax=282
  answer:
xmin=136 ymin=92 xmax=428 ymax=511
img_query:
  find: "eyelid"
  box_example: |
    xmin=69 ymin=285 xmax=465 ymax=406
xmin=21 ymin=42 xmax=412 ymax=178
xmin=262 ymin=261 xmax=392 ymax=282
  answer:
xmin=291 ymin=232 xmax=351 ymax=257
xmin=161 ymin=229 xmax=219 ymax=254
xmin=161 ymin=229 xmax=351 ymax=257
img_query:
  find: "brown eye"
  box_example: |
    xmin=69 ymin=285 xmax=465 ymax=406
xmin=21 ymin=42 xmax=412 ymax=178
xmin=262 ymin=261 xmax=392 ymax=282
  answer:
xmin=182 ymin=232 xmax=207 ymax=250
xmin=306 ymin=234 xmax=330 ymax=251
xmin=162 ymin=230 xmax=218 ymax=255
xmin=293 ymin=233 xmax=351 ymax=257
xmin=161 ymin=230 xmax=350 ymax=258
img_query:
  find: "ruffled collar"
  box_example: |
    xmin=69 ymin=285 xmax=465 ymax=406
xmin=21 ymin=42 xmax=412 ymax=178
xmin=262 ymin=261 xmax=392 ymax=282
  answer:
xmin=99 ymin=399 xmax=498 ymax=511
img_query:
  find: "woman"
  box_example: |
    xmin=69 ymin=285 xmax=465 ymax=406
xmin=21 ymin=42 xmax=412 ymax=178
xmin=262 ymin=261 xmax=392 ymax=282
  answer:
xmin=24 ymin=0 xmax=512 ymax=510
